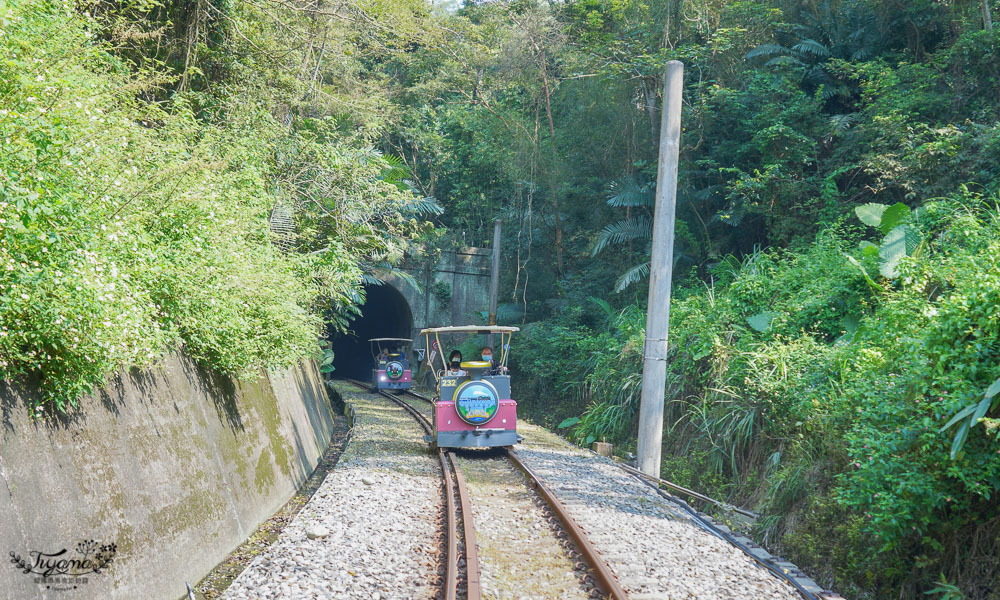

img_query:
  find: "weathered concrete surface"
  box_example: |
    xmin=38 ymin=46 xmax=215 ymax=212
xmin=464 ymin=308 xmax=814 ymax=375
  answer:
xmin=390 ymin=246 xmax=493 ymax=341
xmin=0 ymin=351 xmax=335 ymax=600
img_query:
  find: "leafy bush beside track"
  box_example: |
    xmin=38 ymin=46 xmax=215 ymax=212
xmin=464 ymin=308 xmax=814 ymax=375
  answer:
xmin=513 ymin=193 xmax=1000 ymax=599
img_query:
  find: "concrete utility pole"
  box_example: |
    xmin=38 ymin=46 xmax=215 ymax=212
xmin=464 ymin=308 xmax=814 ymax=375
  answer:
xmin=487 ymin=219 xmax=502 ymax=349
xmin=637 ymin=61 xmax=684 ymax=478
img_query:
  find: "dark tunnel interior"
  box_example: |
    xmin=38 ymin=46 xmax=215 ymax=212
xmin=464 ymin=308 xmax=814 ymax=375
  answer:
xmin=330 ymin=284 xmax=414 ymax=380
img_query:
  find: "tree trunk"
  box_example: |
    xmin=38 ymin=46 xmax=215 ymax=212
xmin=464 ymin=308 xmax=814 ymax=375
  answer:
xmin=986 ymin=0 xmax=994 ymax=31
xmin=642 ymin=78 xmax=659 ymax=142
xmin=179 ymin=0 xmax=204 ymax=93
xmin=306 ymin=29 xmax=329 ymax=98
xmin=539 ymin=55 xmax=565 ymax=276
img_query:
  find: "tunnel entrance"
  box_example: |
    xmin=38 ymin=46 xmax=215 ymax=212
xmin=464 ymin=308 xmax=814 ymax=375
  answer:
xmin=330 ymin=283 xmax=414 ymax=380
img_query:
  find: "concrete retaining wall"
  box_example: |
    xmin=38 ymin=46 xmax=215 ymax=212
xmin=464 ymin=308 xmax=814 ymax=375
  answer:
xmin=0 ymin=351 xmax=335 ymax=600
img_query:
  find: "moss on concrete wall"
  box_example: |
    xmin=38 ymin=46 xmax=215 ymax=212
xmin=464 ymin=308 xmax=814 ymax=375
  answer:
xmin=0 ymin=351 xmax=334 ymax=600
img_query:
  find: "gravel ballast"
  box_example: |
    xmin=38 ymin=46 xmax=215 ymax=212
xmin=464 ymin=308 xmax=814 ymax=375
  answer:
xmin=218 ymin=383 xmax=816 ymax=599
xmin=512 ymin=422 xmax=803 ymax=600
xmin=221 ymin=383 xmax=441 ymax=600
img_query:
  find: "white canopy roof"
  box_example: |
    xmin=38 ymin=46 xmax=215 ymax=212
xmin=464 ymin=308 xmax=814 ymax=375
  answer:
xmin=367 ymin=338 xmax=413 ymax=342
xmin=419 ymin=326 xmax=520 ymax=335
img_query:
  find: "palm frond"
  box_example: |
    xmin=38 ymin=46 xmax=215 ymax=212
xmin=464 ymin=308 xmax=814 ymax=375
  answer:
xmin=791 ymin=38 xmax=831 ymax=58
xmin=614 ymin=261 xmax=651 ymax=293
xmin=380 ymin=266 xmax=422 ymax=293
xmin=404 ymin=196 xmax=445 ymax=216
xmin=607 ymin=174 xmax=655 ymax=207
xmin=592 ymin=215 xmax=653 ymax=256
xmin=587 ymin=296 xmax=613 ymax=318
xmin=381 ymin=154 xmax=406 ymax=168
xmin=802 ymin=64 xmax=831 ymax=84
xmin=746 ymin=43 xmax=789 ymax=60
xmin=829 ymin=113 xmax=859 ymax=132
xmin=765 ymin=56 xmax=806 ymax=68
xmin=378 ymin=154 xmax=412 ymax=186
xmin=362 ymin=263 xmax=422 ymax=293
xmin=680 ymin=185 xmax=720 ymax=204
xmin=361 ymin=273 xmax=384 ymax=286
xmin=851 ymin=47 xmax=871 ymax=61
xmin=712 ymin=204 xmax=747 ymax=227
xmin=347 ymin=288 xmax=365 ymax=305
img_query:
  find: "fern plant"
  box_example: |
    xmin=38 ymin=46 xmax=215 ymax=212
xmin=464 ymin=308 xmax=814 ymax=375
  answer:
xmin=594 ymin=173 xmax=695 ymax=291
xmin=745 ymin=0 xmax=881 ymax=100
xmin=593 ymin=174 xmax=656 ymax=292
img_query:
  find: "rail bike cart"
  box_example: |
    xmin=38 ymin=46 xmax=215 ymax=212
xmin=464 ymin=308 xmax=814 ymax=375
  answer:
xmin=420 ymin=326 xmax=520 ymax=448
xmin=369 ymin=338 xmax=413 ymax=391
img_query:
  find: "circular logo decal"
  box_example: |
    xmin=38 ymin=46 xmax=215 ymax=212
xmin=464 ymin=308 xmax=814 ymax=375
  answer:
xmin=386 ymin=361 xmax=404 ymax=380
xmin=454 ymin=380 xmax=499 ymax=425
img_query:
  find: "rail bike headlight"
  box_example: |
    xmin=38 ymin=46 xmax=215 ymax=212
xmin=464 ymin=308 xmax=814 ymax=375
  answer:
xmin=379 ymin=375 xmax=387 ymax=382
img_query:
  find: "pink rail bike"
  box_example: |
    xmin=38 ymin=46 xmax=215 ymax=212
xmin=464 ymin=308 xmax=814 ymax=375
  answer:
xmin=420 ymin=326 xmax=520 ymax=448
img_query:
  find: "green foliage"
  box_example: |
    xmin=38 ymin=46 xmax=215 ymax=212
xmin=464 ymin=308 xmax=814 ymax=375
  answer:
xmin=925 ymin=575 xmax=966 ymax=600
xmin=516 ymin=196 xmax=1000 ymax=599
xmin=557 ymin=416 xmax=580 ymax=429
xmin=746 ymin=311 xmax=778 ymax=332
xmin=0 ymin=0 xmax=430 ymax=409
xmin=419 ymin=1 xmax=1000 ymax=598
xmin=855 ymin=203 xmax=890 ymax=228
xmin=877 ymin=225 xmax=921 ymax=278
xmin=432 ymin=281 xmax=452 ymax=307
xmin=940 ymin=376 xmax=1000 ymax=459
xmin=853 ymin=203 xmax=925 ymax=278
xmin=9 ymin=0 xmax=1000 ymax=598
xmin=319 ymin=349 xmax=336 ymax=374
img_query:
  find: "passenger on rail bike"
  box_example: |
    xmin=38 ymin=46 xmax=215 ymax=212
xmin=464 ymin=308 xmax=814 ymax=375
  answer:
xmin=446 ymin=350 xmax=467 ymax=376
xmin=479 ymin=346 xmax=507 ymax=375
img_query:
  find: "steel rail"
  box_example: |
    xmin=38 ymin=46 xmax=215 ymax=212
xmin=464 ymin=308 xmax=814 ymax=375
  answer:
xmin=408 ymin=386 xmax=625 ymax=599
xmin=617 ymin=462 xmax=759 ymax=519
xmin=445 ymin=451 xmax=482 ymax=599
xmin=402 ymin=388 xmax=482 ymax=597
xmin=505 ymin=449 xmax=629 ymax=600
xmin=345 ymin=380 xmax=481 ymax=600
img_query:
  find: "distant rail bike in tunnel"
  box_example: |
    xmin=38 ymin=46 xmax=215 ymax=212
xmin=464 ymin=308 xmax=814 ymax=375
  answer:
xmin=421 ymin=325 xmax=520 ymax=449
xmin=329 ymin=283 xmax=414 ymax=379
xmin=369 ymin=337 xmax=413 ymax=391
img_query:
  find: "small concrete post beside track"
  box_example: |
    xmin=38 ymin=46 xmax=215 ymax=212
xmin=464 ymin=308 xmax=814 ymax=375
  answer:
xmin=638 ymin=60 xmax=684 ymax=478
xmin=487 ymin=218 xmax=502 ymax=349
xmin=592 ymin=441 xmax=613 ymax=457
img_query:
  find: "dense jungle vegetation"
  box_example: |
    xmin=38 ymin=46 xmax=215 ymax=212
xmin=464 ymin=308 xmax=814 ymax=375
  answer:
xmin=3 ymin=0 xmax=1000 ymax=598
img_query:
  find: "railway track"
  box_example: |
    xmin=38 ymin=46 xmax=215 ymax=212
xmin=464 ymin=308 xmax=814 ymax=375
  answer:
xmin=345 ymin=381 xmax=834 ymax=600
xmin=399 ymin=390 xmax=628 ymax=599
xmin=364 ymin=383 xmax=629 ymax=600
xmin=346 ymin=380 xmax=481 ymax=600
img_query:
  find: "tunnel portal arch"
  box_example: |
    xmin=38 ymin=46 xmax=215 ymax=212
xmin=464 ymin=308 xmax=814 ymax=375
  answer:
xmin=330 ymin=283 xmax=414 ymax=380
